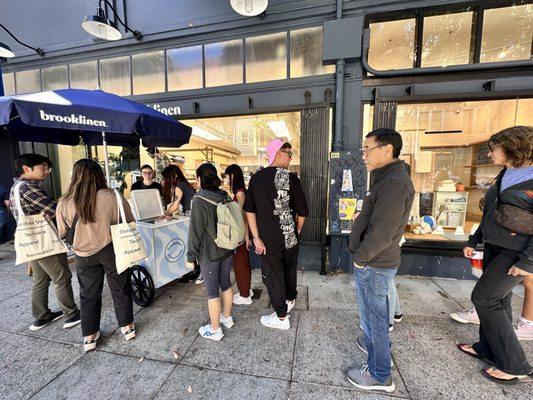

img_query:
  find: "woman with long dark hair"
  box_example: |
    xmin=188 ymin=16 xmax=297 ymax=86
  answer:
xmin=458 ymin=126 xmax=532 ymax=383
xmin=224 ymin=164 xmax=253 ymax=305
xmin=161 ymin=165 xmax=196 ymax=215
xmin=57 ymin=159 xmax=135 ymax=352
xmin=186 ymin=163 xmax=234 ymax=341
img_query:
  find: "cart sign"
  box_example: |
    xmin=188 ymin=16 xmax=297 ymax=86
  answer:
xmin=164 ymin=238 xmax=186 ymax=263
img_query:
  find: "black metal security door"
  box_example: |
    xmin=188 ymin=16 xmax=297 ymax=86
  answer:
xmin=299 ymin=105 xmax=330 ymax=250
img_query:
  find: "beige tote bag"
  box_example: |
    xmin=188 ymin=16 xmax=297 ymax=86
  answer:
xmin=13 ymin=182 xmax=68 ymax=265
xmin=110 ymin=189 xmax=147 ymax=274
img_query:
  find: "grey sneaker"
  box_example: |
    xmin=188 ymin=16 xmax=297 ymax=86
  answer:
xmin=346 ymin=365 xmax=395 ymax=393
xmin=356 ymin=335 xmax=368 ymax=355
xmin=356 ymin=335 xmax=394 ymax=367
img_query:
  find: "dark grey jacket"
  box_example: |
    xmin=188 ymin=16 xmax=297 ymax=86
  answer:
xmin=187 ymin=189 xmax=234 ymax=263
xmin=349 ymin=160 xmax=414 ymax=269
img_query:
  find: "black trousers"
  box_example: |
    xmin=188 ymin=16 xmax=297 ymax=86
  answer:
xmin=261 ymin=245 xmax=299 ymax=318
xmin=75 ymin=243 xmax=133 ymax=336
xmin=472 ymin=242 xmax=532 ymax=375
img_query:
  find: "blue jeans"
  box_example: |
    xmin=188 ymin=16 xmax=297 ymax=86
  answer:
xmin=354 ymin=264 xmax=397 ymax=383
xmin=388 ymin=279 xmax=401 ymax=325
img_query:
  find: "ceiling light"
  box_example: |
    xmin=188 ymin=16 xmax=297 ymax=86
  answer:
xmin=230 ymin=0 xmax=268 ymax=17
xmin=267 ymin=120 xmax=291 ymax=140
xmin=82 ymin=0 xmax=142 ymax=41
xmin=192 ymin=127 xmax=222 ymax=141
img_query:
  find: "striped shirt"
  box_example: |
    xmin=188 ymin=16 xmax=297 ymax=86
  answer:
xmin=9 ymin=178 xmax=56 ymax=222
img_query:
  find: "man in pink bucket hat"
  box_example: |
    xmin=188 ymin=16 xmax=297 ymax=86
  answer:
xmin=244 ymin=139 xmax=309 ymax=330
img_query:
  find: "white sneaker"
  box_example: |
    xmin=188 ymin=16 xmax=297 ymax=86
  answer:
xmin=260 ymin=312 xmax=290 ymax=330
xmin=233 ymin=293 xmax=253 ymax=305
xmin=450 ymin=308 xmax=480 ymax=325
xmin=220 ymin=313 xmax=234 ymax=328
xmin=286 ymin=300 xmax=295 ymax=313
xmin=195 ymin=275 xmax=203 ymax=285
xmin=198 ymin=324 xmax=223 ymax=341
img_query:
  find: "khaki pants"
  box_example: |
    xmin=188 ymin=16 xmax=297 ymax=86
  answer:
xmin=30 ymin=253 xmax=78 ymax=320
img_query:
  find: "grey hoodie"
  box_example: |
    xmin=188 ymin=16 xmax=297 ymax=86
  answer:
xmin=187 ymin=189 xmax=234 ymax=263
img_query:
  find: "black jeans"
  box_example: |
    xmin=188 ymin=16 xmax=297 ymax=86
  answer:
xmin=75 ymin=243 xmax=133 ymax=336
xmin=471 ymin=242 xmax=532 ymax=375
xmin=261 ymin=245 xmax=299 ymax=318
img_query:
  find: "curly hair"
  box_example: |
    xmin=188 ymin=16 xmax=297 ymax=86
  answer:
xmin=489 ymin=126 xmax=533 ymax=168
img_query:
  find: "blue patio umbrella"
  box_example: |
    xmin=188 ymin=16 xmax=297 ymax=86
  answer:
xmin=0 ymin=89 xmax=192 ymax=183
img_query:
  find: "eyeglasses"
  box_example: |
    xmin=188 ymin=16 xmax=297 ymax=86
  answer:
xmin=359 ymin=145 xmax=383 ymax=155
xmin=280 ymin=150 xmax=293 ymax=158
xmin=35 ymin=164 xmax=52 ymax=173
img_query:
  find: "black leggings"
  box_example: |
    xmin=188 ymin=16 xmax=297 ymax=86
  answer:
xmin=471 ymin=242 xmax=532 ymax=375
xmin=200 ymin=255 xmax=233 ymax=299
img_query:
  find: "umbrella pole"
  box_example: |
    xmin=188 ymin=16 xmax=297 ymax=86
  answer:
xmin=102 ymin=131 xmax=111 ymax=187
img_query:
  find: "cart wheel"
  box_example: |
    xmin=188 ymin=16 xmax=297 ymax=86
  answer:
xmin=129 ymin=265 xmax=155 ymax=307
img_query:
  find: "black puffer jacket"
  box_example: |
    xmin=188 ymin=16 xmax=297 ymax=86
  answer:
xmin=468 ymin=169 xmax=533 ymax=273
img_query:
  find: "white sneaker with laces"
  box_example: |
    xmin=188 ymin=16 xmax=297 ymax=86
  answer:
xmin=220 ymin=313 xmax=234 ymax=328
xmin=198 ymin=324 xmax=223 ymax=341
xmin=233 ymin=293 xmax=253 ymax=305
xmin=286 ymin=300 xmax=295 ymax=313
xmin=260 ymin=312 xmax=290 ymax=330
xmin=450 ymin=308 xmax=480 ymax=325
xmin=514 ymin=318 xmax=533 ymax=341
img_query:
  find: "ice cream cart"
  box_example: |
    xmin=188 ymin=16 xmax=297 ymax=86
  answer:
xmin=129 ymin=189 xmax=190 ymax=306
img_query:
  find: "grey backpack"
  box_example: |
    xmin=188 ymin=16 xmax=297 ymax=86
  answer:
xmin=195 ymin=195 xmax=245 ymax=250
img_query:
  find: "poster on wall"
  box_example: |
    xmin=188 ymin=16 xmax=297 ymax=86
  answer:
xmin=338 ymin=198 xmax=357 ymax=221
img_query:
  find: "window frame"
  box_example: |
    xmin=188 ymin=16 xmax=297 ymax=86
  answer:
xmin=365 ymin=0 xmax=533 ymax=74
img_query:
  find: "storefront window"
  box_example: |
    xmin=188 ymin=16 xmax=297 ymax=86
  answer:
xmin=392 ymin=99 xmax=533 ymax=243
xmin=245 ymin=32 xmax=287 ymax=83
xmin=69 ymin=61 xmax=98 ymax=90
xmin=167 ymin=45 xmax=203 ymax=91
xmin=132 ymin=51 xmax=165 ymax=95
xmin=481 ymin=4 xmax=533 ymax=63
xmin=368 ymin=19 xmax=416 ymax=70
xmin=205 ymin=39 xmax=243 ymax=87
xmin=145 ymin=112 xmax=301 ymax=186
xmin=2 ymin=72 xmax=15 ymax=95
xmin=422 ymin=11 xmax=474 ymax=67
xmin=290 ymin=27 xmax=335 ymax=77
xmin=41 ymin=65 xmax=69 ymax=91
xmin=99 ymin=56 xmax=131 ymax=96
xmin=15 ymin=69 xmax=41 ymax=94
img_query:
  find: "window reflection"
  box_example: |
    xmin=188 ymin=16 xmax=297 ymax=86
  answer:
xmin=290 ymin=27 xmax=335 ymax=77
xmin=70 ymin=61 xmax=98 ymax=90
xmin=15 ymin=69 xmax=41 ymax=94
xmin=99 ymin=56 xmax=131 ymax=96
xmin=41 ymin=65 xmax=69 ymax=91
xmin=481 ymin=4 xmax=533 ymax=63
xmin=422 ymin=11 xmax=474 ymax=67
xmin=368 ymin=19 xmax=416 ymax=70
xmin=167 ymin=46 xmax=203 ymax=91
xmin=246 ymin=32 xmax=287 ymax=83
xmin=2 ymin=72 xmax=15 ymax=95
xmin=205 ymin=40 xmax=243 ymax=87
xmin=393 ymin=99 xmax=533 ymax=242
xmin=132 ymin=51 xmax=165 ymax=95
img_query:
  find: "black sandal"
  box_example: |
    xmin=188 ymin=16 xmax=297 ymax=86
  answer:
xmin=457 ymin=343 xmax=482 ymax=360
xmin=481 ymin=368 xmax=532 ymax=385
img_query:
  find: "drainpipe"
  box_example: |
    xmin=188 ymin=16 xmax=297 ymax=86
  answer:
xmin=333 ymin=0 xmax=344 ymax=151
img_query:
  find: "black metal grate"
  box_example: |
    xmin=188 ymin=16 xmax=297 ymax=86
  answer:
xmin=299 ymin=106 xmax=329 ymax=245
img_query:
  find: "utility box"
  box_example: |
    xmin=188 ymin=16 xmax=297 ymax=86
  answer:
xmin=323 ymin=16 xmax=364 ymax=64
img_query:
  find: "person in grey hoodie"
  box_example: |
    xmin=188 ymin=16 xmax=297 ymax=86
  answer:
xmin=346 ymin=128 xmax=414 ymax=394
xmin=186 ymin=163 xmax=234 ymax=341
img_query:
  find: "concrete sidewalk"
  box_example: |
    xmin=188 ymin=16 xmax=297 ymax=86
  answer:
xmin=0 ymin=247 xmax=531 ymax=399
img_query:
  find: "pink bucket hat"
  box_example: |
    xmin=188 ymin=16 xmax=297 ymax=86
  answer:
xmin=266 ymin=139 xmax=285 ymax=165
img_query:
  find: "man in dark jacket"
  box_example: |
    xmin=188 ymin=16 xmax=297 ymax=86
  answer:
xmin=346 ymin=129 xmax=414 ymax=393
